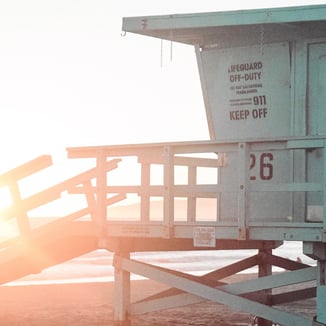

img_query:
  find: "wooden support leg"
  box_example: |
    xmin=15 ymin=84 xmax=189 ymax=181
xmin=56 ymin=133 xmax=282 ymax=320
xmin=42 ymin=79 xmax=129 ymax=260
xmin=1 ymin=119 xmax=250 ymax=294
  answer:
xmin=256 ymin=249 xmax=273 ymax=326
xmin=303 ymin=242 xmax=326 ymax=325
xmin=113 ymin=253 xmax=131 ymax=326
xmin=316 ymin=260 xmax=326 ymax=324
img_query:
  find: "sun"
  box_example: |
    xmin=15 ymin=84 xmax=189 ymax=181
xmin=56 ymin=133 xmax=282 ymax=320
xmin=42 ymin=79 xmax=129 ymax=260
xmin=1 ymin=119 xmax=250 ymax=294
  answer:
xmin=0 ymin=187 xmax=12 ymax=210
xmin=0 ymin=188 xmax=18 ymax=240
xmin=0 ymin=220 xmax=18 ymax=240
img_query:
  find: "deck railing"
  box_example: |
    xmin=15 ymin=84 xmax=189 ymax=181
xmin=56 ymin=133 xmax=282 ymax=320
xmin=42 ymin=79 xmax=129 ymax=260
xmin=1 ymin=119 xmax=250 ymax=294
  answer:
xmin=67 ymin=137 xmax=326 ymax=243
xmin=1 ymin=137 xmax=325 ymax=245
xmin=0 ymin=155 xmax=122 ymax=244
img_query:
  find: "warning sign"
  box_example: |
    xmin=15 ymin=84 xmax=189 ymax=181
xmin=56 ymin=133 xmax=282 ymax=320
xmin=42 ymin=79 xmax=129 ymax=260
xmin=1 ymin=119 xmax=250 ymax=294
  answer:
xmin=193 ymin=227 xmax=216 ymax=247
xmin=228 ymin=59 xmax=269 ymax=122
xmin=200 ymin=42 xmax=291 ymax=140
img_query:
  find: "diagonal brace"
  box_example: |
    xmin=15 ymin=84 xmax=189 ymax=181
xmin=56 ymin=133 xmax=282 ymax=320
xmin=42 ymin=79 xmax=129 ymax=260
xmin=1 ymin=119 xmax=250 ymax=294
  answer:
xmin=115 ymin=255 xmax=315 ymax=326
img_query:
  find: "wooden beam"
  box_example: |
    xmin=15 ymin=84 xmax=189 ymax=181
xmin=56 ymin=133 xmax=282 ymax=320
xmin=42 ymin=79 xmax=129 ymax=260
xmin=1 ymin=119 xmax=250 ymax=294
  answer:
xmin=0 ymin=155 xmax=52 ymax=186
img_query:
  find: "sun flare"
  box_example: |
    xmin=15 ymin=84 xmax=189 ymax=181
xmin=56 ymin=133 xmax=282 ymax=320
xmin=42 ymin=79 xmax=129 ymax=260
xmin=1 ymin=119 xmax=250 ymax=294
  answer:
xmin=0 ymin=188 xmax=17 ymax=239
xmin=0 ymin=187 xmax=12 ymax=210
xmin=0 ymin=220 xmax=18 ymax=240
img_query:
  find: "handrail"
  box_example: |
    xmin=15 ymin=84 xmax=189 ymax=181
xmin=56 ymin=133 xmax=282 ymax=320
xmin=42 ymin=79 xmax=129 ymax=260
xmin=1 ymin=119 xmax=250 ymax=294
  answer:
xmin=0 ymin=156 xmax=124 ymax=242
xmin=0 ymin=136 xmax=324 ymax=244
xmin=0 ymin=155 xmax=53 ymax=187
xmin=66 ymin=138 xmax=326 ymax=241
xmin=0 ymin=155 xmax=53 ymax=235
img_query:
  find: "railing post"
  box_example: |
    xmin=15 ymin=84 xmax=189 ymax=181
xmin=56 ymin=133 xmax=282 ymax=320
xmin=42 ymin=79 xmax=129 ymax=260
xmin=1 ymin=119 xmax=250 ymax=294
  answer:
xmin=323 ymin=142 xmax=326 ymax=234
xmin=316 ymin=142 xmax=326 ymax=324
xmin=113 ymin=252 xmax=131 ymax=326
xmin=187 ymin=165 xmax=197 ymax=223
xmin=256 ymin=249 xmax=273 ymax=326
xmin=9 ymin=182 xmax=31 ymax=235
xmin=140 ymin=162 xmax=150 ymax=222
xmin=163 ymin=145 xmax=174 ymax=238
xmin=82 ymin=180 xmax=97 ymax=221
xmin=238 ymin=142 xmax=250 ymax=240
xmin=96 ymin=150 xmax=107 ymax=244
xmin=0 ymin=155 xmax=52 ymax=237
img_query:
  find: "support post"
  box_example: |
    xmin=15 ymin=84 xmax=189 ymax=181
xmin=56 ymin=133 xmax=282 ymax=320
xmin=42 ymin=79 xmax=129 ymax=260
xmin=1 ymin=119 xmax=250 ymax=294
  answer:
xmin=9 ymin=182 xmax=31 ymax=235
xmin=113 ymin=253 xmax=131 ymax=326
xmin=256 ymin=249 xmax=273 ymax=326
xmin=140 ymin=162 xmax=150 ymax=222
xmin=163 ymin=145 xmax=174 ymax=238
xmin=187 ymin=165 xmax=196 ymax=222
xmin=315 ymin=142 xmax=326 ymax=324
xmin=303 ymin=242 xmax=326 ymax=325
xmin=238 ymin=143 xmax=250 ymax=240
xmin=96 ymin=150 xmax=107 ymax=245
xmin=316 ymin=260 xmax=326 ymax=324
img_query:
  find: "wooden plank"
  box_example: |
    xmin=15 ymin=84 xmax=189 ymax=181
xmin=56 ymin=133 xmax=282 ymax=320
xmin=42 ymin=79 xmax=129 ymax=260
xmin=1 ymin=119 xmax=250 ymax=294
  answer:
xmin=140 ymin=163 xmax=150 ymax=222
xmin=187 ymin=166 xmax=196 ymax=222
xmin=0 ymin=155 xmax=52 ymax=186
xmin=132 ymin=270 xmax=316 ymax=315
xmin=67 ymin=137 xmax=326 ymax=160
xmin=117 ymin=255 xmax=313 ymax=326
xmin=66 ymin=140 xmax=237 ymax=159
xmin=237 ymin=143 xmax=249 ymax=240
xmin=266 ymin=253 xmax=310 ymax=270
xmin=122 ymin=5 xmax=326 ymax=36
xmin=96 ymin=150 xmax=108 ymax=239
xmin=69 ymin=184 xmax=235 ymax=197
xmin=163 ymin=146 xmax=174 ymax=238
xmin=113 ymin=252 xmax=131 ymax=324
xmin=0 ymin=159 xmax=121 ymax=221
xmin=103 ymin=236 xmax=279 ymax=252
xmin=139 ymin=155 xmax=224 ymax=168
xmin=287 ymin=139 xmax=324 ymax=149
xmin=272 ymin=287 xmax=316 ymax=305
xmin=9 ymin=182 xmax=31 ymax=235
xmin=250 ymin=182 xmax=322 ymax=192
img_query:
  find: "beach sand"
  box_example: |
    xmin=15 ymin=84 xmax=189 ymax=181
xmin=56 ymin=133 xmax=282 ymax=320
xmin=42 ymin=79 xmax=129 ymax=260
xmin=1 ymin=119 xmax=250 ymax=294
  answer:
xmin=0 ymin=274 xmax=316 ymax=325
xmin=0 ymin=278 xmax=254 ymax=326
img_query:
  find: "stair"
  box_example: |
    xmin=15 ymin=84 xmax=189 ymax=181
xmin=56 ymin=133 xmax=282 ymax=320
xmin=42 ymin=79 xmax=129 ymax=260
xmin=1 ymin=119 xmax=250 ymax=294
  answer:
xmin=0 ymin=155 xmax=123 ymax=285
xmin=0 ymin=220 xmax=98 ymax=284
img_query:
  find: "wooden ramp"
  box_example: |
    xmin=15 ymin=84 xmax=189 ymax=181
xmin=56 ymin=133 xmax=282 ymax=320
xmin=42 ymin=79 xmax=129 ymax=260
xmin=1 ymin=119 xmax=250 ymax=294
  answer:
xmin=0 ymin=154 xmax=122 ymax=284
xmin=0 ymin=142 xmax=325 ymax=325
xmin=67 ymin=139 xmax=326 ymax=326
xmin=0 ymin=220 xmax=97 ymax=285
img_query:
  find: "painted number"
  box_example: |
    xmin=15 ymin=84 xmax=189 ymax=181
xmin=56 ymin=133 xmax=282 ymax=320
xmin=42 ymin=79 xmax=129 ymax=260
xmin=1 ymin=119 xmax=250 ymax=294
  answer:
xmin=253 ymin=95 xmax=266 ymax=106
xmin=250 ymin=153 xmax=273 ymax=181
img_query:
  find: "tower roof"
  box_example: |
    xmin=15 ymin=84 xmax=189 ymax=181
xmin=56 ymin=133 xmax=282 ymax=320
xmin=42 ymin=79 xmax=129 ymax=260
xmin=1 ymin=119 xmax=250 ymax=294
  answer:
xmin=122 ymin=5 xmax=326 ymax=47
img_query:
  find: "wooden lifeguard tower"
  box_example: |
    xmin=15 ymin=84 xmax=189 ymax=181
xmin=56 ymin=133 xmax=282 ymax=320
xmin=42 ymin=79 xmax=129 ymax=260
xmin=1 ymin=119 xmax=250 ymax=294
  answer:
xmin=104 ymin=4 xmax=326 ymax=325
xmin=1 ymin=4 xmax=326 ymax=326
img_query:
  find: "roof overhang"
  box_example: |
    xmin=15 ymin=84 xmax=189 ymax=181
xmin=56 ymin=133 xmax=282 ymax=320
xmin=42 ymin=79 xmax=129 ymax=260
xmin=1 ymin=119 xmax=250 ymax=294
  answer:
xmin=122 ymin=5 xmax=326 ymax=47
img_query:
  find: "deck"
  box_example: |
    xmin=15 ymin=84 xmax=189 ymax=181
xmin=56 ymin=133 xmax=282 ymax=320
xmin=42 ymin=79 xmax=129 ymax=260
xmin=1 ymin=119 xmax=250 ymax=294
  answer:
xmin=0 ymin=137 xmax=325 ymax=325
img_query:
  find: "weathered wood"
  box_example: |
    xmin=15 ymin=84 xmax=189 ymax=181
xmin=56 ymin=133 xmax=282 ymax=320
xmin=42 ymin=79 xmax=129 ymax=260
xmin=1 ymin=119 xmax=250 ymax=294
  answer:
xmin=0 ymin=155 xmax=52 ymax=187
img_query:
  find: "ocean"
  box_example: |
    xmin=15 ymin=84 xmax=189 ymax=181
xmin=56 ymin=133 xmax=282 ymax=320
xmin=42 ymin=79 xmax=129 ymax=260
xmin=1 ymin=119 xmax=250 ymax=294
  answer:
xmin=4 ymin=241 xmax=316 ymax=286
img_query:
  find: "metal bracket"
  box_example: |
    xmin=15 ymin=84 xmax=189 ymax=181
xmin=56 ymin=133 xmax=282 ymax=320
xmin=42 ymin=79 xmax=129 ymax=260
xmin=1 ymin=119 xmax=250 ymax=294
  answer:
xmin=217 ymin=153 xmax=228 ymax=167
xmin=313 ymin=316 xmax=326 ymax=326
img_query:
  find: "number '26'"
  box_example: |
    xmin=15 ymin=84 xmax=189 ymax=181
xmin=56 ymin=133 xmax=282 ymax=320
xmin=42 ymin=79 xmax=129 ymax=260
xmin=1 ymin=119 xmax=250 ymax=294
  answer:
xmin=249 ymin=153 xmax=273 ymax=181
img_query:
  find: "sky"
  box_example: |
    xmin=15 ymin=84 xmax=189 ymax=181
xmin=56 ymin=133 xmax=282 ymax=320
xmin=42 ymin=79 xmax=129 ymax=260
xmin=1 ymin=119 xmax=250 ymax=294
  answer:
xmin=1 ymin=0 xmax=325 ymax=173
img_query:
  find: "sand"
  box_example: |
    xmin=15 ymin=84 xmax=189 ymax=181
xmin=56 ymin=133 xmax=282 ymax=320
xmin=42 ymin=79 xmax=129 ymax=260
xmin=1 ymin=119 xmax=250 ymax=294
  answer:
xmin=0 ymin=276 xmax=316 ymax=326
xmin=0 ymin=278 xmax=254 ymax=326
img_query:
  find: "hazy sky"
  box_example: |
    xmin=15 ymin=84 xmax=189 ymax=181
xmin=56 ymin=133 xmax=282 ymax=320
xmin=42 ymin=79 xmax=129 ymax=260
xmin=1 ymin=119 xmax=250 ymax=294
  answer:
xmin=1 ymin=0 xmax=325 ymax=172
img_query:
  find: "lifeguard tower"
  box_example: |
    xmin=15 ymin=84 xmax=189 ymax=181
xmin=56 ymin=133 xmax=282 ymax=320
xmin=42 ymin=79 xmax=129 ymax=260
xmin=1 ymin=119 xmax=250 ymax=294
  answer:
xmin=92 ymin=4 xmax=326 ymax=325
xmin=1 ymin=4 xmax=326 ymax=326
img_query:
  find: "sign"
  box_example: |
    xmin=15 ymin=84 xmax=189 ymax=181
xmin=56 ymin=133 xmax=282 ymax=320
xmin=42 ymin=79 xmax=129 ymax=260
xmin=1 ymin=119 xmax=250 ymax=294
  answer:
xmin=201 ymin=42 xmax=291 ymax=140
xmin=193 ymin=227 xmax=216 ymax=247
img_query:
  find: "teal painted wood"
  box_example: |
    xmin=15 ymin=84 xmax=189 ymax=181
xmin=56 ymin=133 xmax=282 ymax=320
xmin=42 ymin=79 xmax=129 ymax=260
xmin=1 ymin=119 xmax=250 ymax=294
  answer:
xmin=317 ymin=285 xmax=326 ymax=324
xmin=122 ymin=5 xmax=326 ymax=39
xmin=116 ymin=5 xmax=326 ymax=325
xmin=120 ymin=5 xmax=326 ymax=233
xmin=117 ymin=255 xmax=314 ymax=326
